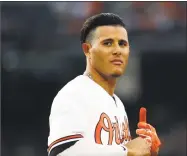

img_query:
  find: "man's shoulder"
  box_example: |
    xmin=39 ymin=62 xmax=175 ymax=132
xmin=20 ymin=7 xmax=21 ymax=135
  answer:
xmin=50 ymin=75 xmax=88 ymax=111
xmin=54 ymin=75 xmax=92 ymax=102
xmin=56 ymin=75 xmax=85 ymax=96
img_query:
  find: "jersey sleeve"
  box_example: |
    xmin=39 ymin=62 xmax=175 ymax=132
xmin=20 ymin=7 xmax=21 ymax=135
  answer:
xmin=48 ymin=90 xmax=86 ymax=153
xmin=48 ymin=89 xmax=128 ymax=156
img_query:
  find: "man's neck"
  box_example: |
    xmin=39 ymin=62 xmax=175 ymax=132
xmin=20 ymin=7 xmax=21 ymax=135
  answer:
xmin=84 ymin=68 xmax=117 ymax=96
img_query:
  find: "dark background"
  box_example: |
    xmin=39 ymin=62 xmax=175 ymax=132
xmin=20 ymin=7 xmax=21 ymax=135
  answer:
xmin=1 ymin=2 xmax=186 ymax=156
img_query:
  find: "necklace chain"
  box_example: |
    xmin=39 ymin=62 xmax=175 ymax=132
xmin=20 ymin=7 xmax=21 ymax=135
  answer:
xmin=84 ymin=72 xmax=92 ymax=80
xmin=84 ymin=72 xmax=115 ymax=100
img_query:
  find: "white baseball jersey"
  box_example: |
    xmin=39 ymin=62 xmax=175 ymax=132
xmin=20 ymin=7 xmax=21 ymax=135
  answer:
xmin=48 ymin=75 xmax=131 ymax=156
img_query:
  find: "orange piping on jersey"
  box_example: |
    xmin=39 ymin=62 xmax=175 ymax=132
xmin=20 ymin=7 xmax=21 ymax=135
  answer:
xmin=48 ymin=134 xmax=83 ymax=152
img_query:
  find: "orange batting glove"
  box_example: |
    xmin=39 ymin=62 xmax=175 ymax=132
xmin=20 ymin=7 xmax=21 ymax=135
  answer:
xmin=136 ymin=107 xmax=161 ymax=153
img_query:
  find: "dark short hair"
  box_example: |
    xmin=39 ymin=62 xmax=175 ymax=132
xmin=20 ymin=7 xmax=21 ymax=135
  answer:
xmin=80 ymin=13 xmax=126 ymax=44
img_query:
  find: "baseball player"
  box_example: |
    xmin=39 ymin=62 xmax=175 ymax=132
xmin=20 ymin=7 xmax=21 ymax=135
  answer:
xmin=48 ymin=13 xmax=161 ymax=156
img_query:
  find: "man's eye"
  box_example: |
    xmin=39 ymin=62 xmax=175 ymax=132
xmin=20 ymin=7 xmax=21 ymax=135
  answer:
xmin=119 ymin=41 xmax=127 ymax=46
xmin=104 ymin=42 xmax=112 ymax=46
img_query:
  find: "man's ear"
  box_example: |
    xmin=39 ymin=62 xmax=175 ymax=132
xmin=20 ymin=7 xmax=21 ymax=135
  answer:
xmin=82 ymin=43 xmax=92 ymax=58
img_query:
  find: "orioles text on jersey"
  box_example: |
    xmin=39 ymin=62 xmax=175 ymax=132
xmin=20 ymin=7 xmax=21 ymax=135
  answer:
xmin=95 ymin=112 xmax=131 ymax=145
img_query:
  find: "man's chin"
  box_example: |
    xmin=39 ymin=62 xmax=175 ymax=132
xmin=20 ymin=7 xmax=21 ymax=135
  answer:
xmin=111 ymin=71 xmax=123 ymax=78
xmin=111 ymin=74 xmax=122 ymax=78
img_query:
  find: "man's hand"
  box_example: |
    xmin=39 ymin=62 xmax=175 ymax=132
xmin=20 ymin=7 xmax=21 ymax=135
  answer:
xmin=125 ymin=137 xmax=151 ymax=156
xmin=136 ymin=107 xmax=161 ymax=154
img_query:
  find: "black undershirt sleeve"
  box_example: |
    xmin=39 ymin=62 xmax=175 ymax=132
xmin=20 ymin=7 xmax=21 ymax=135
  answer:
xmin=49 ymin=141 xmax=78 ymax=156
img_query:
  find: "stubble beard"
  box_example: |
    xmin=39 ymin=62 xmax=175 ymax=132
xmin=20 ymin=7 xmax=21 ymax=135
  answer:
xmin=111 ymin=73 xmax=122 ymax=78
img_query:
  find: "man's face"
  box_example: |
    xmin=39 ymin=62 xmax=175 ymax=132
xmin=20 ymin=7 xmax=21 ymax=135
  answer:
xmin=88 ymin=25 xmax=130 ymax=78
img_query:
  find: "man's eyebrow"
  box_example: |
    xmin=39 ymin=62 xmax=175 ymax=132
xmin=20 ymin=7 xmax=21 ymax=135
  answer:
xmin=101 ymin=38 xmax=128 ymax=43
xmin=102 ymin=38 xmax=114 ymax=42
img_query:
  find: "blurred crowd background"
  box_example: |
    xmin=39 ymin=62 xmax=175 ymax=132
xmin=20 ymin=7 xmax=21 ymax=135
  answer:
xmin=1 ymin=2 xmax=186 ymax=156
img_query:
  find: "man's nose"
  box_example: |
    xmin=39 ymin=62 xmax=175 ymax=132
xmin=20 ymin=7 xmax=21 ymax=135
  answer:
xmin=112 ymin=46 xmax=121 ymax=55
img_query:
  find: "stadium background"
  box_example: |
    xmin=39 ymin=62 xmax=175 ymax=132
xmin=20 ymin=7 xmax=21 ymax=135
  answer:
xmin=1 ymin=2 xmax=186 ymax=156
